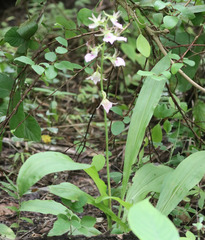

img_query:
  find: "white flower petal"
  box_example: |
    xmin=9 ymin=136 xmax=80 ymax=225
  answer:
xmin=101 ymin=99 xmax=113 ymax=113
xmin=116 ymin=36 xmax=127 ymax=42
xmin=114 ymin=57 xmax=125 ymax=67
xmin=103 ymin=33 xmax=117 ymax=44
xmin=85 ymin=53 xmax=97 ymax=62
xmin=111 ymin=20 xmax=123 ymax=29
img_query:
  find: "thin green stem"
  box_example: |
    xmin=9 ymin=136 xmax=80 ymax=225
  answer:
xmin=100 ymin=42 xmax=112 ymax=229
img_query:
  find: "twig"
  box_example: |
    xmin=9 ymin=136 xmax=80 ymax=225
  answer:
xmin=146 ymin=26 xmax=205 ymax=93
xmin=179 ymin=26 xmax=203 ymax=60
xmin=167 ymin=44 xmax=205 ymax=49
xmin=166 ymin=83 xmax=205 ymax=145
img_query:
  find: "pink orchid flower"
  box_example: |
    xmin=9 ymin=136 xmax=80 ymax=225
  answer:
xmin=103 ymin=31 xmax=127 ymax=44
xmin=103 ymin=32 xmax=117 ymax=44
xmin=86 ymin=71 xmax=106 ymax=84
xmin=88 ymin=13 xmax=105 ymax=29
xmin=110 ymin=12 xmax=123 ymax=29
xmin=113 ymin=57 xmax=125 ymax=67
xmin=84 ymin=47 xmax=99 ymax=62
xmin=100 ymin=98 xmax=116 ymax=113
xmin=104 ymin=11 xmax=123 ymax=29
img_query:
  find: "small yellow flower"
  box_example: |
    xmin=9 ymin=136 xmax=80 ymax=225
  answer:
xmin=41 ymin=135 xmax=51 ymax=144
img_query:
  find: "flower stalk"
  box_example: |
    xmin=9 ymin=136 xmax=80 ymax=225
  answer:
xmin=84 ymin=11 xmax=127 ymax=230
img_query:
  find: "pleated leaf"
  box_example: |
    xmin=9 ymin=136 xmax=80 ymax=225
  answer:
xmin=17 ymin=152 xmax=90 ymax=196
xmin=20 ymin=200 xmax=67 ymax=215
xmin=128 ymin=199 xmax=180 ymax=240
xmin=121 ymin=55 xmax=170 ymax=199
xmin=157 ymin=151 xmax=205 ymax=216
xmin=126 ymin=163 xmax=173 ymax=204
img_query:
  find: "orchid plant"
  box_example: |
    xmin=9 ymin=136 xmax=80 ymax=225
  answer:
xmin=84 ymin=11 xmax=127 ymax=226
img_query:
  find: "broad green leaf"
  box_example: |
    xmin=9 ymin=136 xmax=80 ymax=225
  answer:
xmin=163 ymin=16 xmax=179 ymax=29
xmin=49 ymin=182 xmax=90 ymax=202
xmin=136 ymin=34 xmax=151 ymax=58
xmin=45 ymin=52 xmax=57 ymax=62
xmin=193 ymin=100 xmax=205 ymax=130
xmin=183 ymin=59 xmax=195 ymax=67
xmin=73 ymin=226 xmax=101 ymax=237
xmin=85 ymin=166 xmax=107 ymax=197
xmin=156 ymin=151 xmax=205 ymax=216
xmin=123 ymin=116 xmax=130 ymax=124
xmin=161 ymin=71 xmax=171 ymax=79
xmin=81 ymin=216 xmax=96 ymax=227
xmin=85 ymin=67 xmax=94 ymax=75
xmin=56 ymin=16 xmax=76 ymax=29
xmin=55 ymin=36 xmax=68 ymax=47
xmin=17 ymin=152 xmax=90 ymax=196
xmin=77 ymin=8 xmax=93 ymax=26
xmin=14 ymin=56 xmax=34 ymax=65
xmin=187 ymin=5 xmax=205 ymax=13
xmin=92 ymin=154 xmax=105 ymax=171
xmin=110 ymin=106 xmax=123 ymax=116
xmin=137 ymin=70 xmax=154 ymax=77
xmin=28 ymin=39 xmax=39 ymax=50
xmin=0 ymin=224 xmax=16 ymax=240
xmin=153 ymin=13 xmax=163 ymax=25
xmin=20 ymin=200 xmax=67 ymax=215
xmin=65 ymin=30 xmax=77 ymax=38
xmin=180 ymin=231 xmax=196 ymax=240
xmin=174 ymin=5 xmax=195 ymax=20
xmin=111 ymin=121 xmax=125 ymax=135
xmin=154 ymin=104 xmax=175 ymax=119
xmin=110 ymin=172 xmax=122 ymax=183
xmin=9 ymin=92 xmax=41 ymax=141
xmin=48 ymin=214 xmax=70 ymax=236
xmin=31 ymin=65 xmax=45 ymax=75
xmin=121 ymin=43 xmax=137 ymax=62
xmin=17 ymin=21 xmax=38 ymax=39
xmin=24 ymin=115 xmax=41 ymax=142
xmin=121 ymin=55 xmax=170 ymax=200
xmin=20 ymin=217 xmax=33 ymax=224
xmin=45 ymin=65 xmax=58 ymax=79
xmin=154 ymin=1 xmax=167 ymax=10
xmin=139 ymin=0 xmax=155 ymax=7
xmin=54 ymin=61 xmax=82 ymax=71
xmin=4 ymin=27 xmax=24 ymax=47
xmin=128 ymin=199 xmax=180 ymax=240
xmin=171 ymin=63 xmax=183 ymax=74
xmin=55 ymin=47 xmax=68 ymax=54
xmin=126 ymin=164 xmax=173 ymax=204
xmin=9 ymin=90 xmax=25 ymax=138
xmin=0 ymin=73 xmax=14 ymax=98
xmin=163 ymin=120 xmax=172 ymax=133
xmin=151 ymin=124 xmax=162 ymax=142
